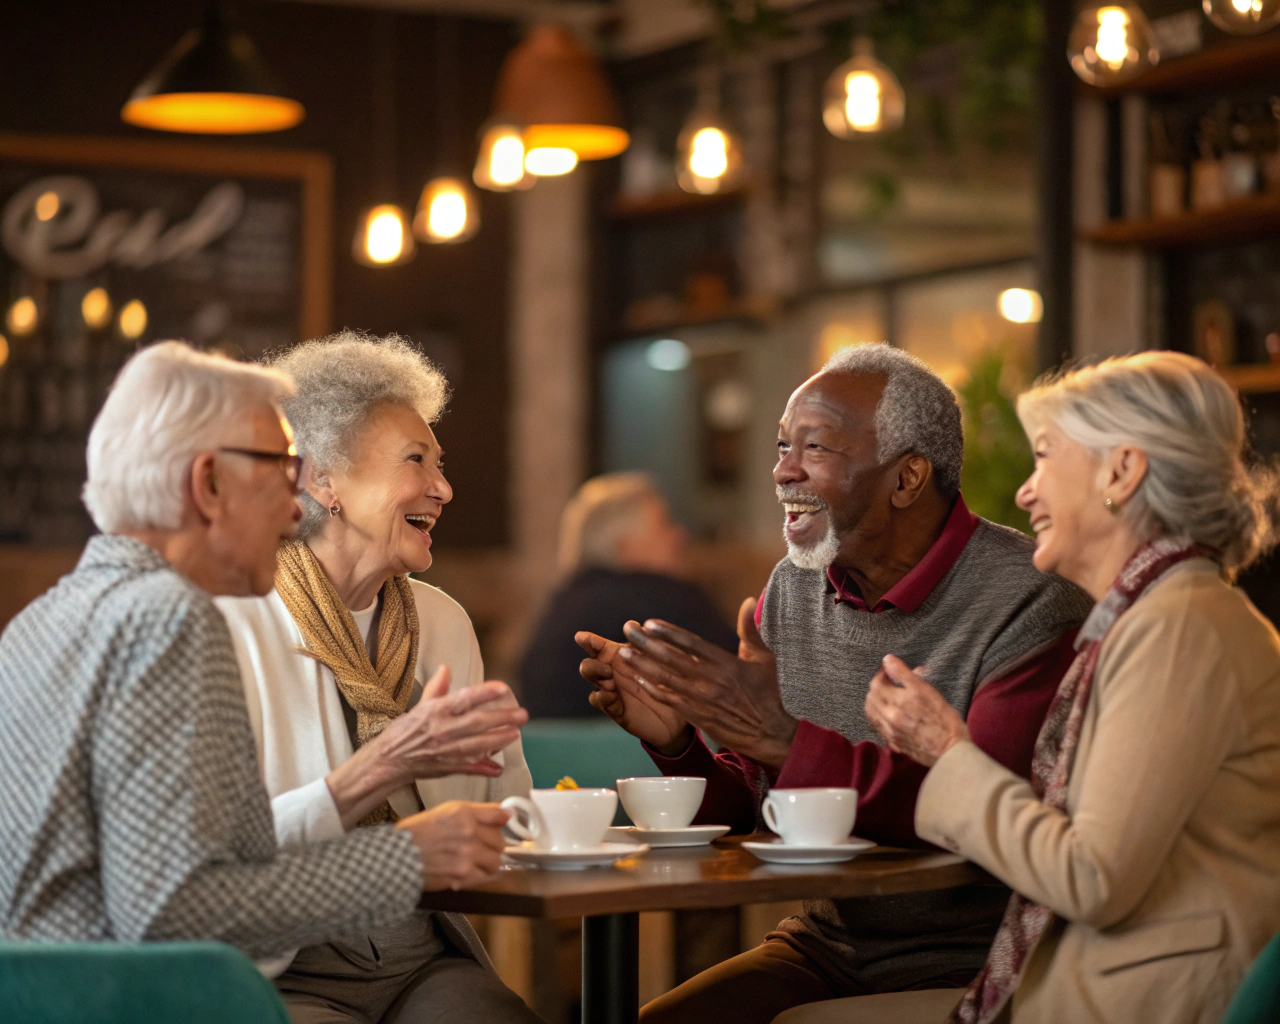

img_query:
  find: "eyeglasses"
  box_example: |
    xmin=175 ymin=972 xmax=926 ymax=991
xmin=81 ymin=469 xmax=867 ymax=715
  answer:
xmin=219 ymin=447 xmax=305 ymax=494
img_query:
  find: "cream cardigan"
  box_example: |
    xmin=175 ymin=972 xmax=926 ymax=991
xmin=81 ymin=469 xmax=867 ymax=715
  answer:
xmin=216 ymin=579 xmax=531 ymax=845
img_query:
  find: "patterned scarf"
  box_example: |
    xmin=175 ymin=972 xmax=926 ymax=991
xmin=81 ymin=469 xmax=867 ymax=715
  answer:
xmin=274 ymin=541 xmax=420 ymax=826
xmin=949 ymin=537 xmax=1212 ymax=1024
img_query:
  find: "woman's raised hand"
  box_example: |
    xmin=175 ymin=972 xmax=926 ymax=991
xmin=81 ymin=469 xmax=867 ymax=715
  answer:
xmin=576 ymin=631 xmax=693 ymax=756
xmin=376 ymin=666 xmax=528 ymax=782
xmin=395 ymin=800 xmax=511 ymax=890
xmin=326 ymin=666 xmax=528 ymax=830
xmin=864 ymin=655 xmax=969 ymax=767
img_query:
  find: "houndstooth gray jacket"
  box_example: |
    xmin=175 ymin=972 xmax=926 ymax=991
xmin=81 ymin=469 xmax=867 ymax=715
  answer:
xmin=0 ymin=535 xmax=425 ymax=960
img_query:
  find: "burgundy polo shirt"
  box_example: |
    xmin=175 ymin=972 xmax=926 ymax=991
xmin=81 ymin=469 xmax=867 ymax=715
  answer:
xmin=650 ymin=495 xmax=1079 ymax=847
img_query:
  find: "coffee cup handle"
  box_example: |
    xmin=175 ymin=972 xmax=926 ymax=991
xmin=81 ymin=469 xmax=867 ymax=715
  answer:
xmin=762 ymin=795 xmax=780 ymax=835
xmin=500 ymin=796 xmax=539 ymax=843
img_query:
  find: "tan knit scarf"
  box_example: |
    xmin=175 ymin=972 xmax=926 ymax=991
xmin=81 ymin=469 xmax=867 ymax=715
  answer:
xmin=274 ymin=541 xmax=420 ymax=826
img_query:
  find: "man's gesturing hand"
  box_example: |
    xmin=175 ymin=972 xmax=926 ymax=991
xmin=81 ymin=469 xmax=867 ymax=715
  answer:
xmin=864 ymin=655 xmax=969 ymax=767
xmin=577 ymin=631 xmax=693 ymax=755
xmin=618 ymin=598 xmax=799 ymax=769
xmin=395 ymin=800 xmax=511 ymax=891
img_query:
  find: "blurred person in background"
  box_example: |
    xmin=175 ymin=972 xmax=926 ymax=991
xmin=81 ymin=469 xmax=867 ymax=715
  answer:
xmin=217 ymin=331 xmax=539 ymax=1024
xmin=518 ymin=471 xmax=736 ymax=719
xmin=0 ymin=343 xmax=511 ymax=979
xmin=845 ymin=352 xmax=1280 ymax=1024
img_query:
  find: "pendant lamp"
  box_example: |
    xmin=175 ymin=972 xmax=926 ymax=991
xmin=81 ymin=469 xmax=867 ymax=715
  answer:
xmin=414 ymin=17 xmax=480 ymax=244
xmin=121 ymin=0 xmax=303 ymax=134
xmin=676 ymin=66 xmax=745 ymax=195
xmin=1067 ymin=5 xmax=1159 ymax=86
xmin=353 ymin=13 xmax=414 ymax=267
xmin=493 ymin=25 xmax=629 ymax=167
xmin=822 ymin=37 xmax=905 ymax=138
xmin=474 ymin=121 xmax=533 ymax=191
xmin=1202 ymin=0 xmax=1280 ymax=34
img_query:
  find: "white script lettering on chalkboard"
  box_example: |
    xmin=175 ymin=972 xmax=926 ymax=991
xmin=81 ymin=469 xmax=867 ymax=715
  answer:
xmin=2 ymin=175 xmax=245 ymax=280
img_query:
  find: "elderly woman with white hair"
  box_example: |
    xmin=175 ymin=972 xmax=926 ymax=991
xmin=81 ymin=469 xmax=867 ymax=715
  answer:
xmin=216 ymin=332 xmax=538 ymax=1024
xmin=787 ymin=351 xmax=1280 ymax=1024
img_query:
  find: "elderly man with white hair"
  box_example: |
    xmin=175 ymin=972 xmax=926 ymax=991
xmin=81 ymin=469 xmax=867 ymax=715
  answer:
xmin=578 ymin=344 xmax=1094 ymax=1024
xmin=0 ymin=342 xmax=515 ymax=981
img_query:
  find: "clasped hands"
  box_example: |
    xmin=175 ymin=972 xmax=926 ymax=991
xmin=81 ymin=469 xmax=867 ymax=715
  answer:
xmin=578 ymin=603 xmax=970 ymax=770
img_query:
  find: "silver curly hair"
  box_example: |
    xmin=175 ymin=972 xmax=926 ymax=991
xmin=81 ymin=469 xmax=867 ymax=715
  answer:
xmin=821 ymin=343 xmax=964 ymax=497
xmin=266 ymin=330 xmax=450 ymax=540
xmin=1017 ymin=351 xmax=1279 ymax=576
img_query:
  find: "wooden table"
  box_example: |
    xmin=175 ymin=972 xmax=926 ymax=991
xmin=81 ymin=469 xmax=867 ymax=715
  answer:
xmin=420 ymin=836 xmax=988 ymax=1024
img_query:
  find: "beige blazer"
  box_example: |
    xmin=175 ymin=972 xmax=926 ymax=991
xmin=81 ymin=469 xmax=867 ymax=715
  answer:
xmin=917 ymin=559 xmax=1280 ymax=1024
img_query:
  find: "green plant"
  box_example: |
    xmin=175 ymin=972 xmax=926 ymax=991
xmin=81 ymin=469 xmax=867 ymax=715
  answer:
xmin=958 ymin=348 xmax=1033 ymax=533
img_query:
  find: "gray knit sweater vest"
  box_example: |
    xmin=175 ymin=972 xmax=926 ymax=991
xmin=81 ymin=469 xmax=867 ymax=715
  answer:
xmin=759 ymin=517 xmax=1092 ymax=992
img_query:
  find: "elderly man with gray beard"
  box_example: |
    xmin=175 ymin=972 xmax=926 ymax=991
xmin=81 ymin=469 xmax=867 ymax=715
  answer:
xmin=578 ymin=344 xmax=1092 ymax=1024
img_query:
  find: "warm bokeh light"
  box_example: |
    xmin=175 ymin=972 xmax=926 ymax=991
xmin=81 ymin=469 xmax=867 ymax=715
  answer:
xmin=118 ymin=299 xmax=148 ymax=339
xmin=474 ymin=125 xmax=531 ymax=191
xmin=353 ymin=204 xmax=415 ymax=266
xmin=823 ymin=39 xmax=905 ymax=138
xmin=6 ymin=297 xmax=38 ymax=337
xmin=689 ymin=128 xmax=729 ymax=180
xmin=998 ymin=288 xmax=1044 ymax=324
xmin=1203 ymin=0 xmax=1280 ymax=33
xmin=121 ymin=93 xmax=304 ymax=134
xmin=522 ymin=124 xmax=629 ymax=161
xmin=81 ymin=287 xmax=113 ymax=330
xmin=525 ymin=147 xmax=579 ymax=176
xmin=1068 ymin=4 xmax=1158 ymax=85
xmin=413 ymin=178 xmax=479 ymax=244
xmin=646 ymin=338 xmax=691 ymax=372
xmin=0 ymin=334 xmax=9 ymax=369
xmin=34 ymin=191 xmax=59 ymax=222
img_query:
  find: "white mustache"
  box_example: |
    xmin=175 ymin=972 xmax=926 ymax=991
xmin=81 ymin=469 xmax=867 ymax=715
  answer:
xmin=776 ymin=486 xmax=828 ymax=512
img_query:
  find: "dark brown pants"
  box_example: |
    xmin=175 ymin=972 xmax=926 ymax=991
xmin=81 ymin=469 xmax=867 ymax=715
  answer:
xmin=640 ymin=938 xmax=971 ymax=1024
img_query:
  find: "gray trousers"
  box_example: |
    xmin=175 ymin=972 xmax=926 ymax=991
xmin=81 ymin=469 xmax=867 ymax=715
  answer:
xmin=276 ymin=912 xmax=543 ymax=1024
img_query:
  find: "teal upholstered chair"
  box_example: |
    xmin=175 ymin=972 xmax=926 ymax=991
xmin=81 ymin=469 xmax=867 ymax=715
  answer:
xmin=519 ymin=718 xmax=660 ymax=824
xmin=0 ymin=942 xmax=290 ymax=1024
xmin=1222 ymin=932 xmax=1280 ymax=1024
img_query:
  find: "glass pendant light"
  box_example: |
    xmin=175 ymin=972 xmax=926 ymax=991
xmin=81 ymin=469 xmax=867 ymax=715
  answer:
xmin=352 ymin=13 xmax=415 ymax=267
xmin=413 ymin=20 xmax=480 ymax=244
xmin=823 ymin=37 xmax=905 ymax=138
xmin=676 ymin=66 xmax=744 ymax=195
xmin=414 ymin=177 xmax=479 ymax=244
xmin=1067 ymin=5 xmax=1159 ymax=86
xmin=121 ymin=0 xmax=303 ymax=134
xmin=1202 ymin=0 xmax=1280 ymax=34
xmin=473 ymin=121 xmax=533 ymax=191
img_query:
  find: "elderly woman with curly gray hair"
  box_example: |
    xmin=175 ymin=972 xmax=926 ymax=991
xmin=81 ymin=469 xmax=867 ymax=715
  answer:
xmin=216 ymin=332 xmax=540 ymax=1024
xmin=778 ymin=351 xmax=1280 ymax=1024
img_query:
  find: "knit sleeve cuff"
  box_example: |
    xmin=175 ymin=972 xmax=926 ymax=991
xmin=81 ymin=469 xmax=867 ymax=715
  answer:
xmin=272 ymin=776 xmax=345 ymax=846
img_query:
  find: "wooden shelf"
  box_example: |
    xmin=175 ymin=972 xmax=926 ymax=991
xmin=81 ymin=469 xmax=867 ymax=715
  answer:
xmin=1092 ymin=33 xmax=1280 ymax=97
xmin=1080 ymin=192 xmax=1280 ymax=248
xmin=1220 ymin=363 xmax=1280 ymax=394
xmin=608 ymin=188 xmax=746 ymax=222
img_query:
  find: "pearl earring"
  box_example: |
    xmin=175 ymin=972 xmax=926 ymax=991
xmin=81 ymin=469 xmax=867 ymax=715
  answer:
xmin=1104 ymin=497 xmax=1120 ymax=515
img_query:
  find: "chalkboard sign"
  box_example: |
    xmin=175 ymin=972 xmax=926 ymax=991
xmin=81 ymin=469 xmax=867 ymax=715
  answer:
xmin=0 ymin=133 xmax=332 ymax=544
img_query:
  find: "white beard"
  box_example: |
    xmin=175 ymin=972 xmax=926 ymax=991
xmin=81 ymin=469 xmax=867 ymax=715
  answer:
xmin=785 ymin=513 xmax=841 ymax=571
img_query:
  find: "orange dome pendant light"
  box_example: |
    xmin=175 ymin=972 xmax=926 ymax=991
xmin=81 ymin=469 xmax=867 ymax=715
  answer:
xmin=493 ymin=24 xmax=628 ymax=174
xmin=122 ymin=0 xmax=303 ymax=134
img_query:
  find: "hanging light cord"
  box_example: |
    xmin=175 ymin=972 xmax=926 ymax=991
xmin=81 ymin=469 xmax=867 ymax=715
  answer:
xmin=372 ymin=11 xmax=398 ymax=199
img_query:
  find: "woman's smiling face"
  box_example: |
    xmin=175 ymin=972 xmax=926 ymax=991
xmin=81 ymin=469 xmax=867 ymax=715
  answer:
xmin=324 ymin=402 xmax=452 ymax=578
xmin=1016 ymin=419 xmax=1109 ymax=582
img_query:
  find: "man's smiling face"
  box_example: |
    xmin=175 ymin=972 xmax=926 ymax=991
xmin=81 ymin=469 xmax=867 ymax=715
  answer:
xmin=773 ymin=370 xmax=894 ymax=570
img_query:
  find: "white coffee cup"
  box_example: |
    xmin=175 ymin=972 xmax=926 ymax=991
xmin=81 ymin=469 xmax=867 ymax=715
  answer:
xmin=616 ymin=776 xmax=706 ymax=830
xmin=500 ymin=788 xmax=617 ymax=852
xmin=762 ymin=788 xmax=857 ymax=847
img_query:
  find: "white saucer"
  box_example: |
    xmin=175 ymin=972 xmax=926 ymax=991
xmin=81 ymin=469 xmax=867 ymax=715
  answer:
xmin=742 ymin=837 xmax=875 ymax=864
xmin=606 ymin=825 xmax=731 ymax=848
xmin=503 ymin=841 xmax=650 ymax=870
